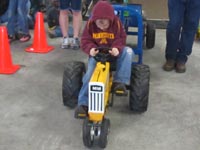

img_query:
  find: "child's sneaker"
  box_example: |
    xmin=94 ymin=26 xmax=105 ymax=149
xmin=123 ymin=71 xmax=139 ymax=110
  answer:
xmin=74 ymin=105 xmax=88 ymax=119
xmin=61 ymin=37 xmax=70 ymax=49
xmin=71 ymin=38 xmax=80 ymax=50
xmin=19 ymin=34 xmax=31 ymax=42
xmin=112 ymin=82 xmax=128 ymax=96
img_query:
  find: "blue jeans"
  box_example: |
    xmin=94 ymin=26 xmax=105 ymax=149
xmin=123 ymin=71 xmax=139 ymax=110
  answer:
xmin=78 ymin=47 xmax=134 ymax=106
xmin=7 ymin=0 xmax=29 ymax=35
xmin=165 ymin=0 xmax=200 ymax=63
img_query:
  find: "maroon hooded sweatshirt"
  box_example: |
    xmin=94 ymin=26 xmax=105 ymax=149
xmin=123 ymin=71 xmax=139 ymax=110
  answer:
xmin=81 ymin=0 xmax=127 ymax=55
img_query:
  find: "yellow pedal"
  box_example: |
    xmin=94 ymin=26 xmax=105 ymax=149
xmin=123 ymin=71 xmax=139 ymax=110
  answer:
xmin=75 ymin=113 xmax=87 ymax=119
xmin=115 ymin=90 xmax=128 ymax=96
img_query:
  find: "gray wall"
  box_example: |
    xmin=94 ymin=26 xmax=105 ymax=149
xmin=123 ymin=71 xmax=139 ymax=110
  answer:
xmin=129 ymin=0 xmax=168 ymax=19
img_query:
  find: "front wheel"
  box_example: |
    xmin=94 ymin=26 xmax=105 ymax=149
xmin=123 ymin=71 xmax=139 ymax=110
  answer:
xmin=98 ymin=118 xmax=110 ymax=148
xmin=82 ymin=118 xmax=94 ymax=148
xmin=129 ymin=64 xmax=150 ymax=112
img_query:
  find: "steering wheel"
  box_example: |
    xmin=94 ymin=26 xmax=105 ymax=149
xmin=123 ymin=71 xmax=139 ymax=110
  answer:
xmin=94 ymin=47 xmax=112 ymax=63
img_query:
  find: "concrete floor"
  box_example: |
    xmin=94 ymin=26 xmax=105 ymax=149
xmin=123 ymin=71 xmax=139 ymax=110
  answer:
xmin=0 ymin=27 xmax=200 ymax=150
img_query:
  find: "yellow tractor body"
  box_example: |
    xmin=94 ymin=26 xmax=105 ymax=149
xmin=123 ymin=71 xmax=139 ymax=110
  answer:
xmin=88 ymin=62 xmax=112 ymax=122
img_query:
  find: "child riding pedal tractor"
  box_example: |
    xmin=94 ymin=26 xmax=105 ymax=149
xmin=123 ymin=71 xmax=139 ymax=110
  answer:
xmin=62 ymin=1 xmax=150 ymax=148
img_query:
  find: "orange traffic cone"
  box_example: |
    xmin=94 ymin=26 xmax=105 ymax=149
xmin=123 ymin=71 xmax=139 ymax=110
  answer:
xmin=0 ymin=26 xmax=20 ymax=74
xmin=26 ymin=12 xmax=54 ymax=53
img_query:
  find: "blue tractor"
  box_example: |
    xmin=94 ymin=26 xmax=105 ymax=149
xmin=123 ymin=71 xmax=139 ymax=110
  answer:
xmin=112 ymin=2 xmax=156 ymax=64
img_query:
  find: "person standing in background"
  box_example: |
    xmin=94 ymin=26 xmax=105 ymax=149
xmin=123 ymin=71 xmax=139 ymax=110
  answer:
xmin=7 ymin=0 xmax=31 ymax=42
xmin=59 ymin=0 xmax=82 ymax=50
xmin=47 ymin=0 xmax=73 ymax=38
xmin=163 ymin=0 xmax=200 ymax=73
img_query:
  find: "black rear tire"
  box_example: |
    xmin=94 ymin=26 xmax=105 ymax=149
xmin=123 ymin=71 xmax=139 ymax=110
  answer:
xmin=146 ymin=22 xmax=156 ymax=49
xmin=62 ymin=61 xmax=85 ymax=108
xmin=129 ymin=64 xmax=150 ymax=112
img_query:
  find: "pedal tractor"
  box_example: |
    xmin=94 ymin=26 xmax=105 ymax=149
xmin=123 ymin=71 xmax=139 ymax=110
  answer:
xmin=62 ymin=47 xmax=150 ymax=148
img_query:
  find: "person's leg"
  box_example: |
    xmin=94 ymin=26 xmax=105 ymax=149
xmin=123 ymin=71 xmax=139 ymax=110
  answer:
xmin=71 ymin=0 xmax=82 ymax=38
xmin=75 ymin=57 xmax=96 ymax=118
xmin=114 ymin=47 xmax=134 ymax=85
xmin=71 ymin=0 xmax=82 ymax=49
xmin=17 ymin=0 xmax=31 ymax=42
xmin=27 ymin=0 xmax=34 ymax=29
xmin=7 ymin=0 xmax=18 ymax=38
xmin=175 ymin=0 xmax=200 ymax=73
xmin=177 ymin=0 xmax=200 ymax=63
xmin=78 ymin=57 xmax=97 ymax=106
xmin=165 ymin=0 xmax=185 ymax=61
xmin=72 ymin=11 xmax=82 ymax=38
xmin=59 ymin=0 xmax=70 ymax=48
xmin=163 ymin=0 xmax=185 ymax=71
xmin=59 ymin=12 xmax=68 ymax=36
xmin=59 ymin=2 xmax=69 ymax=38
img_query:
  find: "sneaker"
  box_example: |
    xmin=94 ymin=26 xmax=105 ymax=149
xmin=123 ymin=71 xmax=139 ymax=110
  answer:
xmin=61 ymin=37 xmax=70 ymax=49
xmin=112 ymin=82 xmax=128 ymax=96
xmin=71 ymin=38 xmax=80 ymax=50
xmin=162 ymin=59 xmax=175 ymax=71
xmin=175 ymin=62 xmax=186 ymax=73
xmin=74 ymin=105 xmax=88 ymax=119
xmin=19 ymin=34 xmax=31 ymax=42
